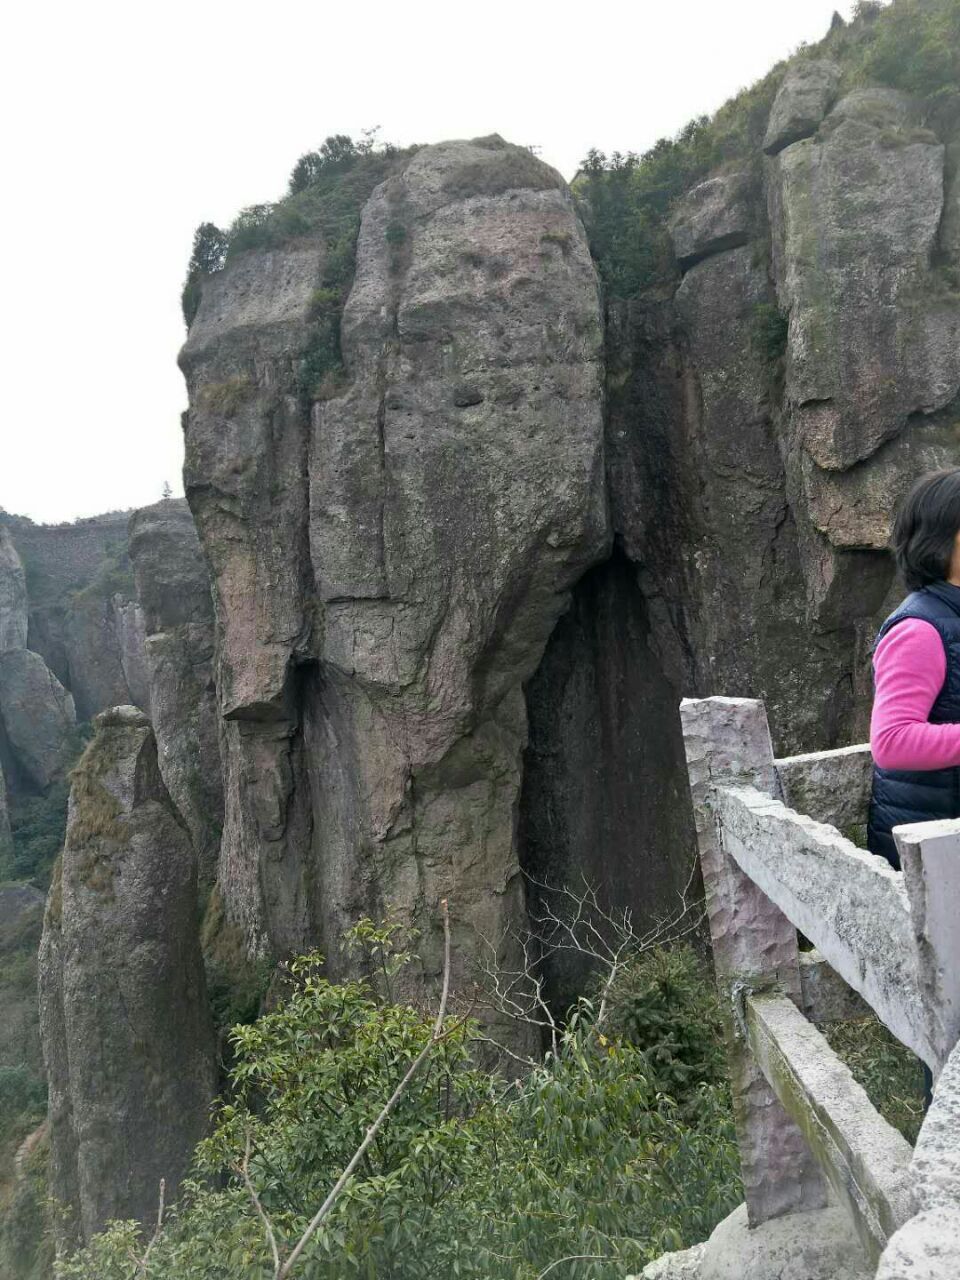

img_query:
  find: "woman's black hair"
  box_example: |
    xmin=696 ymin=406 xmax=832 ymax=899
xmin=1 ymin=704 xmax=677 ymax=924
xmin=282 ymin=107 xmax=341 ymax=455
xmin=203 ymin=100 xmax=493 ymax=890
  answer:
xmin=892 ymin=468 xmax=960 ymax=591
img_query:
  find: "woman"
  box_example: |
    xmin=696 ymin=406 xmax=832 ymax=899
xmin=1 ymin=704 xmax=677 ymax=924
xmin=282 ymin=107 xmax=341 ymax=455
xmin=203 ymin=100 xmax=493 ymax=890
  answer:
xmin=868 ymin=468 xmax=960 ymax=867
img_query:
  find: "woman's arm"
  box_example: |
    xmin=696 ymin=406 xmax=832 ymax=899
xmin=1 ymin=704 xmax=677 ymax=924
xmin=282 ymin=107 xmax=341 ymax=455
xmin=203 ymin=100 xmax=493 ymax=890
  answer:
xmin=871 ymin=618 xmax=960 ymax=770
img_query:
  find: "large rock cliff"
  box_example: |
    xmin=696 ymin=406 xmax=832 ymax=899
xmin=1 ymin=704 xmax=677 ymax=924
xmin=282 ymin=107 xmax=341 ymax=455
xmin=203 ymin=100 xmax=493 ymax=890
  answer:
xmin=39 ymin=706 xmax=215 ymax=1241
xmin=180 ymin=136 xmax=609 ymax=1022
xmin=28 ymin=10 xmax=960 ymax=1241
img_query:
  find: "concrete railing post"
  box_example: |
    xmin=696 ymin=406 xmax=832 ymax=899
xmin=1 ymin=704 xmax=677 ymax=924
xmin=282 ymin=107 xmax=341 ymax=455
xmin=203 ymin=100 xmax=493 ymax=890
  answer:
xmin=894 ymin=818 xmax=960 ymax=1076
xmin=680 ymin=696 xmax=827 ymax=1224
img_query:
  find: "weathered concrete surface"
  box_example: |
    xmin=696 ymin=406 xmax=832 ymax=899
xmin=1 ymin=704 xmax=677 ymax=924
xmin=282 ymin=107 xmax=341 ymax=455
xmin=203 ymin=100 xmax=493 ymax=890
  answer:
xmin=0 ymin=527 xmax=28 ymax=653
xmin=799 ymin=950 xmax=870 ymax=1025
xmin=669 ymin=171 xmax=756 ymax=270
xmin=876 ymin=1205 xmax=960 ymax=1280
xmin=699 ymin=1203 xmax=871 ymax=1280
xmin=718 ymin=785 xmax=928 ymax=1065
xmin=763 ymin=59 xmax=841 ymax=155
xmin=0 ymin=649 xmax=76 ymax=790
xmin=38 ymin=706 xmax=216 ymax=1241
xmin=746 ymin=991 xmax=914 ymax=1263
xmin=775 ymin=743 xmax=872 ymax=833
xmin=876 ymin=1037 xmax=960 ymax=1277
xmin=680 ymin=697 xmax=825 ymax=1224
xmin=128 ymin=500 xmax=222 ymax=886
xmin=894 ymin=818 xmax=960 ymax=1074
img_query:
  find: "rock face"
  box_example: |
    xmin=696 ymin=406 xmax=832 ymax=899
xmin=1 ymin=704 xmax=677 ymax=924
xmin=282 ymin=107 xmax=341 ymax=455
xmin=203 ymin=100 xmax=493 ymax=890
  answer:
xmin=763 ymin=59 xmax=841 ymax=155
xmin=2 ymin=514 xmax=149 ymax=729
xmin=0 ymin=527 xmax=28 ymax=653
xmin=38 ymin=706 xmax=215 ymax=1242
xmin=127 ymin=500 xmax=222 ymax=886
xmin=769 ymin=87 xmax=960 ymax=622
xmin=601 ymin=81 xmax=960 ymax=756
xmin=0 ymin=762 xmax=11 ymax=866
xmin=0 ymin=650 xmax=76 ymax=790
xmin=181 ymin=136 xmax=608 ymax=1024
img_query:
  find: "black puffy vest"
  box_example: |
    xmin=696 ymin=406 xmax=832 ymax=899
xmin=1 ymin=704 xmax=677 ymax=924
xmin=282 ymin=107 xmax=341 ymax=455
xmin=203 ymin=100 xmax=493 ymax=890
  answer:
xmin=867 ymin=582 xmax=960 ymax=868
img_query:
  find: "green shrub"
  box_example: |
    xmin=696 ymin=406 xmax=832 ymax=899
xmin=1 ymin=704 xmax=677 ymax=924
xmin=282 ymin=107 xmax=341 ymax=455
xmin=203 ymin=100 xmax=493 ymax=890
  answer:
xmin=577 ymin=0 xmax=960 ymax=300
xmin=825 ymin=1014 xmax=927 ymax=1143
xmin=750 ymin=302 xmax=789 ymax=364
xmin=602 ymin=945 xmax=726 ymax=1103
xmin=56 ymin=930 xmax=741 ymax=1279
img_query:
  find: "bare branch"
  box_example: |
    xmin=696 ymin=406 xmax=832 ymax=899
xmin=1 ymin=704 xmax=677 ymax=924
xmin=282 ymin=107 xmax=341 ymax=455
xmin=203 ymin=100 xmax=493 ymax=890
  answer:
xmin=536 ymin=1255 xmax=610 ymax=1278
xmin=240 ymin=1129 xmax=281 ymax=1275
xmin=129 ymin=1178 xmax=165 ymax=1277
xmin=277 ymin=898 xmax=453 ymax=1280
xmin=476 ymin=861 xmax=703 ymax=1053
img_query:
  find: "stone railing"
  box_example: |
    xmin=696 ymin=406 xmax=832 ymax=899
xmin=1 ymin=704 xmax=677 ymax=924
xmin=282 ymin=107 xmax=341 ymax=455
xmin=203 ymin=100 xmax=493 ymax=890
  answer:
xmin=680 ymin=696 xmax=960 ymax=1278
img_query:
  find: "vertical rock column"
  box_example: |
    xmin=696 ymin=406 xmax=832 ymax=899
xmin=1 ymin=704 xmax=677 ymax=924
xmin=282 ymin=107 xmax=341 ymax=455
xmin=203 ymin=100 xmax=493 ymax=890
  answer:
xmin=128 ymin=499 xmax=223 ymax=888
xmin=306 ymin=137 xmax=610 ymax=1014
xmin=39 ymin=705 xmax=215 ymax=1241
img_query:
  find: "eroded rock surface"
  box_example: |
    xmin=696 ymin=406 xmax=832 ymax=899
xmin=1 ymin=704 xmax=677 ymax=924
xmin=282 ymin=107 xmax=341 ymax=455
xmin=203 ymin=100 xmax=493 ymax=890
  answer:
xmin=0 ymin=527 xmax=28 ymax=653
xmin=39 ymin=706 xmax=215 ymax=1242
xmin=763 ymin=59 xmax=841 ymax=155
xmin=182 ymin=137 xmax=608 ymax=1029
xmin=0 ymin=650 xmax=76 ymax=790
xmin=128 ymin=500 xmax=222 ymax=885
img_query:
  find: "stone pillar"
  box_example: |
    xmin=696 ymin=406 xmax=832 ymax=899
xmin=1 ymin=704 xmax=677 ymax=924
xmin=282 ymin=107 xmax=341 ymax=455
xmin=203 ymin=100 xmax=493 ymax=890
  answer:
xmin=894 ymin=818 xmax=960 ymax=1077
xmin=680 ymin=695 xmax=826 ymax=1224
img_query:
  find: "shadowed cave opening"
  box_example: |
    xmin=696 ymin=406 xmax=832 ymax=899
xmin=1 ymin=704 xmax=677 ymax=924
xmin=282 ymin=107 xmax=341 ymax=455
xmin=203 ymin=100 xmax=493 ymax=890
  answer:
xmin=518 ymin=546 xmax=699 ymax=1015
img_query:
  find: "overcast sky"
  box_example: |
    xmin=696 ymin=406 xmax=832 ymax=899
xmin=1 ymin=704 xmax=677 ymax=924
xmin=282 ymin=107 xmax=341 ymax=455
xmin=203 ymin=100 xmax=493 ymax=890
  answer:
xmin=1 ymin=0 xmax=855 ymax=523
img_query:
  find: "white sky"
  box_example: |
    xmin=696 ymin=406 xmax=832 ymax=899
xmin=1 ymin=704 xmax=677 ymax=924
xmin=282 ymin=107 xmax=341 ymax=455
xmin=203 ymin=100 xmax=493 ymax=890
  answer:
xmin=1 ymin=0 xmax=855 ymax=524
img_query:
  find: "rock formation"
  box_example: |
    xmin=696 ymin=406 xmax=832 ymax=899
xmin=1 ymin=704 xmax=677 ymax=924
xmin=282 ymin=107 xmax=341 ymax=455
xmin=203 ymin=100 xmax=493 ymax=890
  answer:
xmin=2 ymin=513 xmax=149 ymax=727
xmin=38 ymin=706 xmax=215 ymax=1241
xmin=0 ymin=650 xmax=76 ymax=792
xmin=0 ymin=527 xmax=28 ymax=653
xmin=26 ymin=18 xmax=960 ymax=1248
xmin=127 ymin=499 xmax=222 ymax=886
xmin=180 ymin=136 xmax=609 ymax=1022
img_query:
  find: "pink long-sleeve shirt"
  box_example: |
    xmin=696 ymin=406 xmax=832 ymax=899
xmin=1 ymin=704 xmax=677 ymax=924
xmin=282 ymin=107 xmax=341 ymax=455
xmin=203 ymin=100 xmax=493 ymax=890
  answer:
xmin=871 ymin=618 xmax=960 ymax=770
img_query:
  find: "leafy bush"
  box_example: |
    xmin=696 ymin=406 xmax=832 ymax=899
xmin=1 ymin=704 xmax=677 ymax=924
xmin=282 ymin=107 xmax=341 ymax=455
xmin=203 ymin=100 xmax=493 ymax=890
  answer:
xmin=750 ymin=302 xmax=789 ymax=364
xmin=602 ymin=945 xmax=726 ymax=1102
xmin=56 ymin=932 xmax=742 ymax=1279
xmin=825 ymin=1014 xmax=927 ymax=1144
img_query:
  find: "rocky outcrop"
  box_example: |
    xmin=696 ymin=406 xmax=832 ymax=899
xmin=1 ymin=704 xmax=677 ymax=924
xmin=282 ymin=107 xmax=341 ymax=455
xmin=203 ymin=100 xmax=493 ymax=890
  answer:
xmin=3 ymin=514 xmax=148 ymax=728
xmin=127 ymin=499 xmax=222 ymax=886
xmin=0 ymin=527 xmax=28 ymax=653
xmin=56 ymin=591 xmax=147 ymax=722
xmin=38 ymin=706 xmax=215 ymax=1242
xmin=182 ymin=136 xmax=608 ymax=1026
xmin=0 ymin=650 xmax=76 ymax=791
xmin=669 ymin=170 xmax=757 ymax=270
xmin=0 ymin=764 xmax=11 ymax=867
xmin=762 ymin=59 xmax=841 ymax=155
xmin=769 ymin=86 xmax=960 ymax=622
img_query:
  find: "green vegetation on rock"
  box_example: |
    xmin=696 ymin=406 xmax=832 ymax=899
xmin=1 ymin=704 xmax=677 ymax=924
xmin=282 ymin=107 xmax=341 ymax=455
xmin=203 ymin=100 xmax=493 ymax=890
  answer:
xmin=55 ymin=932 xmax=742 ymax=1280
xmin=576 ymin=0 xmax=960 ymax=300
